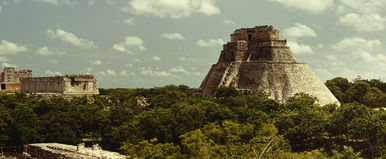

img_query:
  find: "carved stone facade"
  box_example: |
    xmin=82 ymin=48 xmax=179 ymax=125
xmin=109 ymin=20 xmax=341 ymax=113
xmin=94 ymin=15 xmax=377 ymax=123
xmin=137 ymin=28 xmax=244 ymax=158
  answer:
xmin=0 ymin=67 xmax=32 ymax=91
xmin=20 ymin=75 xmax=99 ymax=96
xmin=200 ymin=25 xmax=340 ymax=105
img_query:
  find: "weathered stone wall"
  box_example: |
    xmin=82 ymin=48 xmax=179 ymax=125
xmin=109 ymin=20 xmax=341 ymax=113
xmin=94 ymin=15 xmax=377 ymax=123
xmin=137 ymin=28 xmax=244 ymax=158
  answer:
xmin=0 ymin=67 xmax=32 ymax=91
xmin=0 ymin=67 xmax=32 ymax=83
xmin=25 ymin=143 xmax=128 ymax=159
xmin=201 ymin=61 xmax=339 ymax=105
xmin=239 ymin=62 xmax=337 ymax=105
xmin=255 ymin=40 xmax=287 ymax=48
xmin=200 ymin=25 xmax=340 ymax=105
xmin=20 ymin=77 xmax=65 ymax=93
xmin=0 ymin=67 xmax=98 ymax=95
xmin=27 ymin=144 xmax=72 ymax=159
xmin=218 ymin=41 xmax=249 ymax=63
xmin=11 ymin=70 xmax=32 ymax=83
xmin=1 ymin=83 xmax=21 ymax=91
xmin=231 ymin=32 xmax=248 ymax=42
xmin=219 ymin=40 xmax=295 ymax=63
xmin=231 ymin=26 xmax=279 ymax=42
xmin=247 ymin=44 xmax=295 ymax=62
xmin=200 ymin=64 xmax=227 ymax=95
xmin=63 ymin=77 xmax=99 ymax=95
xmin=20 ymin=76 xmax=99 ymax=95
xmin=254 ymin=29 xmax=279 ymax=41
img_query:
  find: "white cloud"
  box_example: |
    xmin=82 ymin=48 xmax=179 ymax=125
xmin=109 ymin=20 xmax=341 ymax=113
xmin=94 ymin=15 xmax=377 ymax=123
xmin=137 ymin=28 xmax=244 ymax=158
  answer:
xmin=104 ymin=0 xmax=116 ymax=5
xmin=11 ymin=0 xmax=22 ymax=4
xmin=123 ymin=18 xmax=135 ymax=24
xmin=45 ymin=70 xmax=62 ymax=76
xmin=123 ymin=0 xmax=221 ymax=19
xmin=193 ymin=72 xmax=201 ymax=76
xmin=357 ymin=50 xmax=386 ymax=63
xmin=2 ymin=63 xmax=16 ymax=68
xmin=339 ymin=0 xmax=386 ymax=14
xmin=0 ymin=56 xmax=9 ymax=62
xmin=315 ymin=68 xmax=334 ymax=77
xmin=332 ymin=37 xmax=382 ymax=52
xmin=112 ymin=36 xmax=145 ymax=54
xmin=196 ymin=38 xmax=224 ymax=47
xmin=140 ymin=67 xmax=171 ymax=77
xmin=126 ymin=63 xmax=133 ymax=67
xmin=170 ymin=66 xmax=188 ymax=74
xmin=325 ymin=54 xmax=338 ymax=61
xmin=0 ymin=40 xmax=27 ymax=55
xmin=36 ymin=47 xmax=50 ymax=55
xmin=194 ymin=0 xmax=220 ymax=15
xmin=335 ymin=5 xmax=349 ymax=14
xmin=283 ymin=23 xmax=317 ymax=38
xmin=170 ymin=66 xmax=201 ymax=76
xmin=119 ymin=70 xmax=129 ymax=76
xmin=106 ymin=69 xmax=117 ymax=76
xmin=223 ymin=19 xmax=236 ymax=25
xmin=287 ymin=41 xmax=313 ymax=55
xmin=33 ymin=0 xmax=76 ymax=6
xmin=47 ymin=29 xmax=96 ymax=48
xmin=328 ymin=37 xmax=386 ymax=79
xmin=0 ymin=5 xmax=2 ymax=13
xmin=338 ymin=13 xmax=386 ymax=32
xmin=36 ymin=0 xmax=94 ymax=6
xmin=161 ymin=33 xmax=184 ymax=40
xmin=87 ymin=0 xmax=96 ymax=6
xmin=49 ymin=59 xmax=59 ymax=64
xmin=152 ymin=56 xmax=161 ymax=61
xmin=90 ymin=59 xmax=102 ymax=65
xmin=270 ymin=0 xmax=333 ymax=14
xmin=111 ymin=44 xmax=126 ymax=52
xmin=84 ymin=67 xmax=93 ymax=73
xmin=36 ymin=46 xmax=66 ymax=56
xmin=96 ymin=69 xmax=132 ymax=77
xmin=96 ymin=71 xmax=106 ymax=76
xmin=179 ymin=57 xmax=194 ymax=62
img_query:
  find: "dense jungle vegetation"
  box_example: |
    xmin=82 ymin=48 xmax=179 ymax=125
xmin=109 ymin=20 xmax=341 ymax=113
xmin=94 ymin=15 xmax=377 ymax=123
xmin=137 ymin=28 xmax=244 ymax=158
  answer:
xmin=0 ymin=77 xmax=385 ymax=158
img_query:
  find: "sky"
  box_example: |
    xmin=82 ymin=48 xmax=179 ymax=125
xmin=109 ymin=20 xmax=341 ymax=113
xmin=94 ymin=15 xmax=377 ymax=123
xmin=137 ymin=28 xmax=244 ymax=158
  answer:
xmin=0 ymin=0 xmax=385 ymax=88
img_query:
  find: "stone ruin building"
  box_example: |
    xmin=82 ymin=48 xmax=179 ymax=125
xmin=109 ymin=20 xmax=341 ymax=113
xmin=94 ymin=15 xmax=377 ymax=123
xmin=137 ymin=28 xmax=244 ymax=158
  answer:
xmin=0 ymin=67 xmax=99 ymax=97
xmin=20 ymin=74 xmax=99 ymax=97
xmin=0 ymin=67 xmax=32 ymax=91
xmin=200 ymin=25 xmax=339 ymax=105
xmin=24 ymin=143 xmax=127 ymax=159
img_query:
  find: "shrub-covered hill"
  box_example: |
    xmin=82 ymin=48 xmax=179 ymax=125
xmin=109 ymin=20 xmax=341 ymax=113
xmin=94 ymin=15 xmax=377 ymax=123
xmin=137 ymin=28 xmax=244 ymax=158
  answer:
xmin=0 ymin=79 xmax=385 ymax=158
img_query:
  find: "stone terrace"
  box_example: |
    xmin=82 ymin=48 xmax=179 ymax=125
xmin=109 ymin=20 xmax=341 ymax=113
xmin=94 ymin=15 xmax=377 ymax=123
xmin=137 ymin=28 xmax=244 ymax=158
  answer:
xmin=26 ymin=143 xmax=128 ymax=159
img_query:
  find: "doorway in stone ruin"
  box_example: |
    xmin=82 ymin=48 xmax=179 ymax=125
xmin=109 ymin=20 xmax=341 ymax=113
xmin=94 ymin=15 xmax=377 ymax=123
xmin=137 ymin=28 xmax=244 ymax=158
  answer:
xmin=1 ymin=84 xmax=6 ymax=90
xmin=248 ymin=34 xmax=252 ymax=41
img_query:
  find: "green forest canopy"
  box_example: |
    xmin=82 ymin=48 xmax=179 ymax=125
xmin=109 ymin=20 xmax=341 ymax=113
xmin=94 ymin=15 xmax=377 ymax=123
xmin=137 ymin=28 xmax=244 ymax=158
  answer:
xmin=0 ymin=77 xmax=385 ymax=159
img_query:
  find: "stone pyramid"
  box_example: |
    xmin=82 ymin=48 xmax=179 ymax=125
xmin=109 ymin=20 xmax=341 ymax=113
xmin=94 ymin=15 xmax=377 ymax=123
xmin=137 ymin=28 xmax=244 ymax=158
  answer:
xmin=199 ymin=25 xmax=339 ymax=105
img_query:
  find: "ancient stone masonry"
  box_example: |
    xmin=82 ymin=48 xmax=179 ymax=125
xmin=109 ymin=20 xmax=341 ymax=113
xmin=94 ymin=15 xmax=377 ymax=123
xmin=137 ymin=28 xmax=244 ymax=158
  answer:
xmin=20 ymin=74 xmax=99 ymax=97
xmin=0 ymin=67 xmax=99 ymax=97
xmin=200 ymin=25 xmax=340 ymax=105
xmin=0 ymin=67 xmax=32 ymax=91
xmin=25 ymin=143 xmax=128 ymax=159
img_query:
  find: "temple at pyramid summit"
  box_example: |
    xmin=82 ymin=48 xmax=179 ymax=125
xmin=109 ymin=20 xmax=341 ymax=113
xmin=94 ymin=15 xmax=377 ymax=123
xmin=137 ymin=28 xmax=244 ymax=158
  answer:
xmin=199 ymin=25 xmax=339 ymax=105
